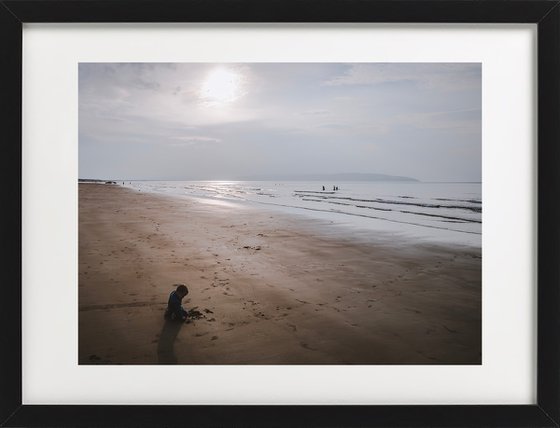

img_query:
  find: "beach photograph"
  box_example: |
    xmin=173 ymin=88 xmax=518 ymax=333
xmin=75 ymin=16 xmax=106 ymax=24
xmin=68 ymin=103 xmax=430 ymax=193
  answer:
xmin=79 ymin=63 xmax=481 ymax=365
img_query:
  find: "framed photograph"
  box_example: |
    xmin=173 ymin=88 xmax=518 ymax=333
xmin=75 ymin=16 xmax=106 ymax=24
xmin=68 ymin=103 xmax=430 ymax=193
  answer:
xmin=2 ymin=0 xmax=559 ymax=427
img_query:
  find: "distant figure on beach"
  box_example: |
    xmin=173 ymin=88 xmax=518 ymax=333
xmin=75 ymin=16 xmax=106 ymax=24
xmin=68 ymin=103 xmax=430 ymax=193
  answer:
xmin=164 ymin=284 xmax=189 ymax=322
xmin=333 ymin=185 xmax=336 ymax=191
xmin=322 ymin=185 xmax=325 ymax=191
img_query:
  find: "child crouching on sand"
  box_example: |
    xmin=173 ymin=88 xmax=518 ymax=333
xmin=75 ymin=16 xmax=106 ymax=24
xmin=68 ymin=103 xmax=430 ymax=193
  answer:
xmin=164 ymin=284 xmax=189 ymax=322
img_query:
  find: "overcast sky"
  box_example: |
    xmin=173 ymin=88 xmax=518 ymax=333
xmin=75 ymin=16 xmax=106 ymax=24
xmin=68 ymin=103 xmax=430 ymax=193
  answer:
xmin=79 ymin=63 xmax=481 ymax=182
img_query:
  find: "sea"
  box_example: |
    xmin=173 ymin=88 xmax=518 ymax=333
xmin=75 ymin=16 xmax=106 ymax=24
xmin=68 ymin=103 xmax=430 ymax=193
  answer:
xmin=122 ymin=180 xmax=481 ymax=247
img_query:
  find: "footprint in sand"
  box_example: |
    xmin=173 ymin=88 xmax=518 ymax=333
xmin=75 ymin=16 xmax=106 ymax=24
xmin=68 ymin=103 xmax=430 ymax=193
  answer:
xmin=442 ymin=325 xmax=458 ymax=333
xmin=211 ymin=336 xmax=218 ymax=341
xmin=254 ymin=311 xmax=270 ymax=320
xmin=300 ymin=342 xmax=317 ymax=351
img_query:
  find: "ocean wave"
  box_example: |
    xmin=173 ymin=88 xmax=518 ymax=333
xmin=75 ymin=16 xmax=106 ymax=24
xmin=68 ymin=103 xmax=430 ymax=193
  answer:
xmin=127 ymin=181 xmax=482 ymax=240
xmin=294 ymin=192 xmax=482 ymax=213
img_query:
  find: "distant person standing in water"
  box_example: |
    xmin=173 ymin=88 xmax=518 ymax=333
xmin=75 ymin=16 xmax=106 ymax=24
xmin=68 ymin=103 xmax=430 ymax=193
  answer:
xmin=322 ymin=185 xmax=325 ymax=191
xmin=164 ymin=284 xmax=189 ymax=322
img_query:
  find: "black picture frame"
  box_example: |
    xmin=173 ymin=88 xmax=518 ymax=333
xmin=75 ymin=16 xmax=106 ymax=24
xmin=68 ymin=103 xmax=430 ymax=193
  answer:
xmin=1 ymin=1 xmax=558 ymax=427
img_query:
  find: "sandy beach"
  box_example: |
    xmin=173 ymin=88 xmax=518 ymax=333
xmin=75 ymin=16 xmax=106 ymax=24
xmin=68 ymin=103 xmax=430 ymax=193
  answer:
xmin=79 ymin=183 xmax=481 ymax=365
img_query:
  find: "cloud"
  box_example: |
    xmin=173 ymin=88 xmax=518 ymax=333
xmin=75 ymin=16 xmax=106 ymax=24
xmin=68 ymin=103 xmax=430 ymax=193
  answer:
xmin=324 ymin=63 xmax=480 ymax=91
xmin=80 ymin=63 xmax=257 ymax=129
xmin=396 ymin=108 xmax=481 ymax=132
xmin=300 ymin=109 xmax=330 ymax=116
xmin=171 ymin=136 xmax=222 ymax=146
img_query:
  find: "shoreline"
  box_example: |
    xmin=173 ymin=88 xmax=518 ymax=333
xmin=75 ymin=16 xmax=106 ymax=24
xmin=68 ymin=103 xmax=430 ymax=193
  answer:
xmin=79 ymin=183 xmax=481 ymax=364
xmin=122 ymin=181 xmax=482 ymax=249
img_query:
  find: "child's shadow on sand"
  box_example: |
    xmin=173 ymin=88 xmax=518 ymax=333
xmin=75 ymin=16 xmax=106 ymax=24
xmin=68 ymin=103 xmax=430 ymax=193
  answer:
xmin=157 ymin=320 xmax=183 ymax=364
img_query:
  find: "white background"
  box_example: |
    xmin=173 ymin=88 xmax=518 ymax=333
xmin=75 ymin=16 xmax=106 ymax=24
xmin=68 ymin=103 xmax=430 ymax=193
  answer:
xmin=22 ymin=24 xmax=537 ymax=404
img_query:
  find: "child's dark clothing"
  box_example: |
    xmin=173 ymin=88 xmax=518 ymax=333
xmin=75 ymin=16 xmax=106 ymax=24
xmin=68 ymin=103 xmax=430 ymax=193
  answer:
xmin=165 ymin=290 xmax=188 ymax=321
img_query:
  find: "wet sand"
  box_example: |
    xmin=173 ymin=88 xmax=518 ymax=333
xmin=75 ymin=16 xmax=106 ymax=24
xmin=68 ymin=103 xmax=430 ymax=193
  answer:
xmin=79 ymin=184 xmax=481 ymax=364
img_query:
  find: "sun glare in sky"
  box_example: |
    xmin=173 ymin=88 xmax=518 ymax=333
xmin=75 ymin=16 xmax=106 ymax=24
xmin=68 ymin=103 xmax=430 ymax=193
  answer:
xmin=79 ymin=63 xmax=482 ymax=182
xmin=200 ymin=67 xmax=243 ymax=105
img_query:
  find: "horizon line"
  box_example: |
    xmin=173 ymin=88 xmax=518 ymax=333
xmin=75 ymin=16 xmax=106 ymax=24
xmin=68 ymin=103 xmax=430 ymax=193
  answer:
xmin=78 ymin=178 xmax=482 ymax=184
